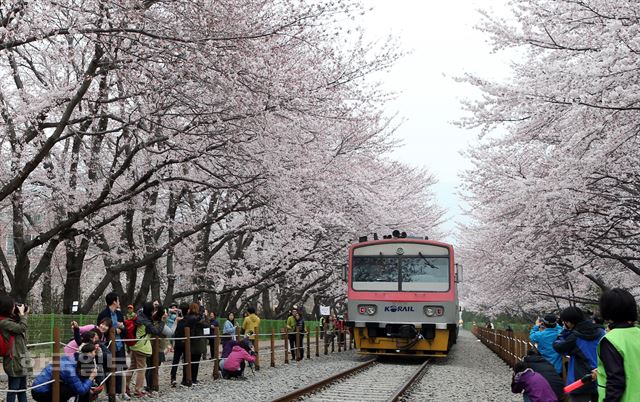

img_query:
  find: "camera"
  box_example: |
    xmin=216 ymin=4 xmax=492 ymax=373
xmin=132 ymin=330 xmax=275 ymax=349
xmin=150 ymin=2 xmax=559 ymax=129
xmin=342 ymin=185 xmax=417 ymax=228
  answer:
xmin=13 ymin=303 xmax=29 ymax=315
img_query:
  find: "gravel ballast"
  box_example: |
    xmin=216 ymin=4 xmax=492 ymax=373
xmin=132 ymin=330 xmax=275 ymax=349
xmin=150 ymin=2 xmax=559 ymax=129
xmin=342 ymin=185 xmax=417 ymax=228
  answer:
xmin=151 ymin=348 xmax=370 ymax=402
xmin=404 ymin=330 xmax=521 ymax=401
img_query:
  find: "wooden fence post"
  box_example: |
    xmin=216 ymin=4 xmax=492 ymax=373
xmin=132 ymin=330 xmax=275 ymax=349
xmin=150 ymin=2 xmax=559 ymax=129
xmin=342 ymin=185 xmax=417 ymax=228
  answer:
xmin=213 ymin=327 xmax=220 ymax=379
xmin=306 ymin=328 xmax=310 ymax=359
xmin=152 ymin=337 xmax=160 ymax=391
xmin=270 ymin=329 xmax=275 ymax=368
xmin=315 ymin=327 xmax=319 ymax=357
xmin=338 ymin=329 xmax=342 ymax=352
xmin=108 ymin=327 xmax=116 ymax=402
xmin=324 ymin=331 xmax=328 ymax=355
xmin=52 ymin=327 xmax=60 ymax=402
xmin=254 ymin=331 xmax=260 ymax=370
xmin=295 ymin=329 xmax=301 ymax=361
xmin=184 ymin=327 xmax=192 ymax=386
xmin=283 ymin=328 xmax=289 ymax=364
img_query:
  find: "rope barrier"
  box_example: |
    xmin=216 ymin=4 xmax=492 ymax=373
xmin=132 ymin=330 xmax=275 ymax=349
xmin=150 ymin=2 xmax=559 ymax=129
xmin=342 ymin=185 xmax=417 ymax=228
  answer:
xmin=98 ymin=373 xmax=112 ymax=387
xmin=0 ymin=379 xmax=55 ymax=393
xmin=26 ymin=341 xmax=56 ymax=348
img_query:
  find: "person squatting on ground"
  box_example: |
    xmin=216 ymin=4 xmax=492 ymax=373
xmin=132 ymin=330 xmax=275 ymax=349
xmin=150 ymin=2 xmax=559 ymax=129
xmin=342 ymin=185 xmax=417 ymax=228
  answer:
xmin=96 ymin=292 xmax=128 ymax=399
xmin=220 ymin=339 xmax=256 ymax=379
xmin=523 ymin=349 xmax=564 ymax=400
xmin=529 ymin=314 xmax=564 ymax=375
xmin=31 ymin=344 xmax=100 ymax=402
xmin=553 ymin=307 xmax=605 ymax=402
xmin=185 ymin=302 xmax=208 ymax=385
xmin=126 ymin=301 xmax=166 ymax=397
xmin=511 ymin=361 xmax=558 ymax=402
xmin=66 ymin=328 xmax=108 ymax=388
xmin=0 ymin=295 xmax=30 ymax=402
xmin=595 ymin=288 xmax=640 ymax=402
xmin=170 ymin=303 xmax=189 ymax=387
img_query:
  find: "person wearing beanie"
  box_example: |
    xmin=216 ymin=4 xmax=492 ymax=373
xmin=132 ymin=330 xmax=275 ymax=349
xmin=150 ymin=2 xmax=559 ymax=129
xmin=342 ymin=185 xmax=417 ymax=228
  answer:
xmin=530 ymin=314 xmax=563 ymax=374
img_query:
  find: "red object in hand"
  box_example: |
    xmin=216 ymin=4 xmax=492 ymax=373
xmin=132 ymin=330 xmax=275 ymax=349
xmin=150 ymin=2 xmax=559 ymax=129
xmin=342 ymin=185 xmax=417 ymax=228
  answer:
xmin=564 ymin=374 xmax=593 ymax=393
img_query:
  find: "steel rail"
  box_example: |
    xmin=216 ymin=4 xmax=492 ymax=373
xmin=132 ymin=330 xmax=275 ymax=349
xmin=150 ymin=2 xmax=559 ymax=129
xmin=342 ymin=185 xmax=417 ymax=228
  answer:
xmin=270 ymin=359 xmax=377 ymax=402
xmin=385 ymin=359 xmax=431 ymax=402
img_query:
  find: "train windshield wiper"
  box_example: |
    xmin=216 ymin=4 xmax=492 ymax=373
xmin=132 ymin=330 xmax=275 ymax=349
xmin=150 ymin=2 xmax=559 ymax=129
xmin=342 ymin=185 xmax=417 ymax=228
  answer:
xmin=418 ymin=252 xmax=439 ymax=269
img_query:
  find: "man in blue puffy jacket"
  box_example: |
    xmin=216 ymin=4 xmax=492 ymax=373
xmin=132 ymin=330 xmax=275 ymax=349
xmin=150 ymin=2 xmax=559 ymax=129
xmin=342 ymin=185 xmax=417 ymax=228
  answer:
xmin=31 ymin=344 xmax=98 ymax=402
xmin=530 ymin=314 xmax=563 ymax=374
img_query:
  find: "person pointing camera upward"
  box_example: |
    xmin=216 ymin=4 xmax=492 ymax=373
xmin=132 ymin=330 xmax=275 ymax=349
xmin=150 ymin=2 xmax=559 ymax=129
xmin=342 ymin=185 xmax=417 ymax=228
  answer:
xmin=0 ymin=295 xmax=30 ymax=402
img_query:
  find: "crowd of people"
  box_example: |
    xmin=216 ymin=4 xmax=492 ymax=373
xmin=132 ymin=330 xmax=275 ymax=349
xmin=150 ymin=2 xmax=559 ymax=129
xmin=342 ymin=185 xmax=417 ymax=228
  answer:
xmin=508 ymin=288 xmax=640 ymax=402
xmin=0 ymin=294 xmax=353 ymax=401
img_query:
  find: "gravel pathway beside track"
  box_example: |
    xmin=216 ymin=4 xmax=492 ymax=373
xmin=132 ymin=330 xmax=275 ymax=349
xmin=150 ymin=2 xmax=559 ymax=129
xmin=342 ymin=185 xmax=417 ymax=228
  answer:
xmin=403 ymin=329 xmax=520 ymax=401
xmin=132 ymin=329 xmax=519 ymax=401
xmin=151 ymin=350 xmax=370 ymax=402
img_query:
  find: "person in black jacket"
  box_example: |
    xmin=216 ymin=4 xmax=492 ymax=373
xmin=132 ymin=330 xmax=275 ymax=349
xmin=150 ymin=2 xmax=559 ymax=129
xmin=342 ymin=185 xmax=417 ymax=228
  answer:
xmin=96 ymin=292 xmax=127 ymax=399
xmin=524 ymin=349 xmax=564 ymax=399
xmin=170 ymin=303 xmax=189 ymax=387
xmin=184 ymin=303 xmax=208 ymax=384
xmin=552 ymin=307 xmax=604 ymax=402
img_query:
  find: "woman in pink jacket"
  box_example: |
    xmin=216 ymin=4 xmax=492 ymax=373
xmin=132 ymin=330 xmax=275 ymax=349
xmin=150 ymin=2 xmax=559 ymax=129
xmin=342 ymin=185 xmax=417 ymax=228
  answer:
xmin=64 ymin=319 xmax=111 ymax=357
xmin=221 ymin=343 xmax=256 ymax=379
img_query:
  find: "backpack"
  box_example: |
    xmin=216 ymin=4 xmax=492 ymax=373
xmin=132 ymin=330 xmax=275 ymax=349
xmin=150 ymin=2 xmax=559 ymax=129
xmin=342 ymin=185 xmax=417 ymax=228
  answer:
xmin=124 ymin=317 xmax=137 ymax=346
xmin=0 ymin=317 xmax=15 ymax=358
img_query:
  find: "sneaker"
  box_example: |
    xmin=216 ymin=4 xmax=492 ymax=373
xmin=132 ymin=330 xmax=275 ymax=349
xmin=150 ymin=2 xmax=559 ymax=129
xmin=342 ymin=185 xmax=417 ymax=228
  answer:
xmin=171 ymin=381 xmax=177 ymax=388
xmin=133 ymin=391 xmax=148 ymax=398
xmin=119 ymin=394 xmax=131 ymax=402
xmin=192 ymin=380 xmax=199 ymax=385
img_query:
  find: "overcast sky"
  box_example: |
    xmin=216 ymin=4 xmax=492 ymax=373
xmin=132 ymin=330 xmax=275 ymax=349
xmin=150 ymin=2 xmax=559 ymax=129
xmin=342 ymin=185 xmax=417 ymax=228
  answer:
xmin=362 ymin=0 xmax=512 ymax=241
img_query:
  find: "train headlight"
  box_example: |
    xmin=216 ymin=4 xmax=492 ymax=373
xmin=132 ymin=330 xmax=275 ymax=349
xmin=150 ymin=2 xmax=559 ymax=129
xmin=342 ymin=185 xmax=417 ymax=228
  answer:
xmin=423 ymin=306 xmax=444 ymax=317
xmin=358 ymin=304 xmax=377 ymax=315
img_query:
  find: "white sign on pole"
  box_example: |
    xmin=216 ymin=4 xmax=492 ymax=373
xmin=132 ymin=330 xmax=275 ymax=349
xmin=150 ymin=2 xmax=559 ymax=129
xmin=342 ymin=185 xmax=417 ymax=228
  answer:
xmin=320 ymin=305 xmax=330 ymax=316
xmin=72 ymin=300 xmax=79 ymax=313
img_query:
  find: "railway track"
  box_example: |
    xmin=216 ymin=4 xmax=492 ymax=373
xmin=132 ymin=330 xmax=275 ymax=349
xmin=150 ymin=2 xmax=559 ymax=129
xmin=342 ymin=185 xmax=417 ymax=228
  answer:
xmin=271 ymin=358 xmax=430 ymax=402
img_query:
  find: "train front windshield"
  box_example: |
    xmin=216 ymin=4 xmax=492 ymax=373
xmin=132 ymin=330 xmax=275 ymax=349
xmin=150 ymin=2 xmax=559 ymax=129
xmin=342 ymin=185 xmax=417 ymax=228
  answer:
xmin=352 ymin=255 xmax=450 ymax=292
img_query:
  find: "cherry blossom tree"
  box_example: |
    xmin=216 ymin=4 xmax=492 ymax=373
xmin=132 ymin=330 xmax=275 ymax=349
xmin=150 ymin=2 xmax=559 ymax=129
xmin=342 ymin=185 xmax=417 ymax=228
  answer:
xmin=459 ymin=0 xmax=640 ymax=316
xmin=1 ymin=0 xmax=445 ymax=314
